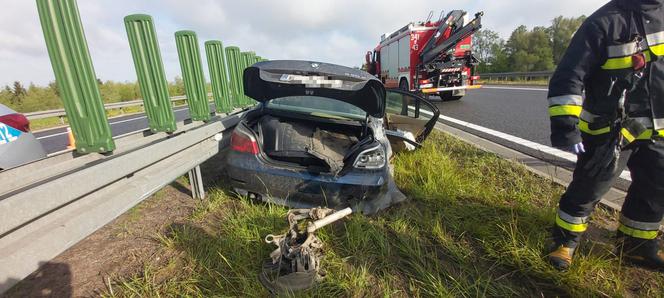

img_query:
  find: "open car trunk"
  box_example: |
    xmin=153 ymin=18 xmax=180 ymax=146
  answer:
xmin=252 ymin=114 xmax=365 ymax=174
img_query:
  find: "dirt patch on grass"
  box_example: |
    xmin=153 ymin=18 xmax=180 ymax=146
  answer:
xmin=3 ymin=153 xmax=229 ymax=298
xmin=3 ymin=182 xmax=196 ymax=298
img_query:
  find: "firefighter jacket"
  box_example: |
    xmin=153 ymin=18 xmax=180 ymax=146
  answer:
xmin=548 ymin=0 xmax=664 ymax=148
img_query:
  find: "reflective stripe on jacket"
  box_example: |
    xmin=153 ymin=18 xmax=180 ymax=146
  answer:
xmin=548 ymin=0 xmax=664 ymax=147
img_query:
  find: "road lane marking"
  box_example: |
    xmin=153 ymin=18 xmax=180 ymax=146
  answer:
xmin=482 ymin=86 xmax=548 ymax=92
xmin=418 ymin=108 xmax=633 ymax=182
xmin=36 ymin=107 xmax=190 ymax=140
xmin=36 ymin=131 xmax=68 ymax=139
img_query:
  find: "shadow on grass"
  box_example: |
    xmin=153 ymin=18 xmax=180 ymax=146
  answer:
xmin=2 ymin=262 xmax=73 ymax=298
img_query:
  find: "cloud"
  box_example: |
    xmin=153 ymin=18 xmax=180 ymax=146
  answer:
xmin=0 ymin=0 xmax=608 ymax=87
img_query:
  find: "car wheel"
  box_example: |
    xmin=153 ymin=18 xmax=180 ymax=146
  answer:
xmin=399 ymin=78 xmax=409 ymax=91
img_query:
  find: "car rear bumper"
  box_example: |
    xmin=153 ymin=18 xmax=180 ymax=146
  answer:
xmin=225 ymin=150 xmax=390 ymax=209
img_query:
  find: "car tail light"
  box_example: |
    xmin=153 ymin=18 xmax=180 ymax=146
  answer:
xmin=0 ymin=113 xmax=30 ymax=132
xmin=230 ymin=124 xmax=259 ymax=155
xmin=353 ymin=145 xmax=386 ymax=169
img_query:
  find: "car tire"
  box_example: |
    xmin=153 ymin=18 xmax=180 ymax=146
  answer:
xmin=399 ymin=78 xmax=409 ymax=91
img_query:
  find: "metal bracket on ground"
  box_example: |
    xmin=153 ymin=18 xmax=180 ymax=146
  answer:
xmin=188 ymin=165 xmax=205 ymax=199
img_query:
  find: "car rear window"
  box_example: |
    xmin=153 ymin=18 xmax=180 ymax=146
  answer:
xmin=266 ymin=96 xmax=367 ymax=121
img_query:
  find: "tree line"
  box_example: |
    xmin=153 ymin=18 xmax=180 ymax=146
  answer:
xmin=473 ymin=15 xmax=586 ymax=73
xmin=0 ymin=78 xmax=187 ymax=113
xmin=2 ymin=16 xmax=586 ymax=113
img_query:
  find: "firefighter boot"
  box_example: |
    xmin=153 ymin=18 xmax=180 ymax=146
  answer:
xmin=547 ymin=244 xmax=576 ymax=270
xmin=547 ymin=226 xmax=580 ymax=270
xmin=617 ymin=231 xmax=664 ymax=270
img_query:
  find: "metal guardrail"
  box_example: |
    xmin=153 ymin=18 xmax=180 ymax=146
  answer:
xmin=0 ymin=110 xmax=245 ymax=293
xmin=24 ymin=95 xmax=188 ymax=120
xmin=0 ymin=0 xmax=264 ymax=293
xmin=480 ymin=71 xmax=554 ymax=80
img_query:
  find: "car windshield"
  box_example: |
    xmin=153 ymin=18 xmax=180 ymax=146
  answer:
xmin=266 ymin=96 xmax=367 ymax=121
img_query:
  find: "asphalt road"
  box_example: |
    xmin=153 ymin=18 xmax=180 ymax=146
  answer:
xmin=432 ymin=86 xmax=551 ymax=146
xmin=34 ymin=105 xmax=199 ymax=153
xmin=34 ymin=86 xmax=551 ymax=154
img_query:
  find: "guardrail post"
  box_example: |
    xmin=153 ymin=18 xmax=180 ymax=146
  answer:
xmin=124 ymin=14 xmax=177 ymax=132
xmin=224 ymin=46 xmax=242 ymax=108
xmin=175 ymin=30 xmax=210 ymax=122
xmin=204 ymin=40 xmax=232 ymax=113
xmin=188 ymin=165 xmax=205 ymax=199
xmin=36 ymin=0 xmax=115 ymax=153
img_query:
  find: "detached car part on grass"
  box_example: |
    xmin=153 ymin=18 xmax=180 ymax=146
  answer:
xmin=224 ymin=60 xmax=439 ymax=293
xmin=259 ymin=207 xmax=352 ymax=294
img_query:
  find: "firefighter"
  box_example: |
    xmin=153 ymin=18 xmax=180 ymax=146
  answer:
xmin=546 ymin=0 xmax=664 ymax=270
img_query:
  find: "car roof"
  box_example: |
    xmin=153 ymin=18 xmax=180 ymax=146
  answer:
xmin=243 ymin=60 xmax=386 ymax=117
xmin=0 ymin=103 xmax=16 ymax=116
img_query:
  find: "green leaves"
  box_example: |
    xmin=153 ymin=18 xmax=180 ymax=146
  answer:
xmin=474 ymin=15 xmax=586 ymax=73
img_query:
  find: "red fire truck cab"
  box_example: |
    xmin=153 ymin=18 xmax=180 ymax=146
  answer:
xmin=366 ymin=10 xmax=483 ymax=100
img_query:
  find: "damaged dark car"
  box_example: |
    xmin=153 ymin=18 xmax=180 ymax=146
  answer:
xmin=225 ymin=60 xmax=439 ymax=214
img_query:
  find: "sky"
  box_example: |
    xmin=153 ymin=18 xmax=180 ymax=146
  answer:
xmin=0 ymin=0 xmax=609 ymax=87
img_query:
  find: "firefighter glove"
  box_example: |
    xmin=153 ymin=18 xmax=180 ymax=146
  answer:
xmin=566 ymin=142 xmax=586 ymax=155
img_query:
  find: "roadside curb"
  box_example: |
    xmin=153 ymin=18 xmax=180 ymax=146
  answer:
xmin=436 ymin=116 xmax=633 ymax=191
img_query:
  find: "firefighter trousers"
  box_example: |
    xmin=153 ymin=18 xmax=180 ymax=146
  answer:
xmin=553 ymin=138 xmax=664 ymax=246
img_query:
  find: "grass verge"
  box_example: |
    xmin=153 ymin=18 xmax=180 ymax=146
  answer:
xmin=104 ymin=131 xmax=664 ymax=297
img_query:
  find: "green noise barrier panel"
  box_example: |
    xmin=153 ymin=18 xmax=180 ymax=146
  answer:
xmin=175 ymin=30 xmax=210 ymax=121
xmin=224 ymin=46 xmax=242 ymax=108
xmin=36 ymin=0 xmax=115 ymax=153
xmin=124 ymin=14 xmax=177 ymax=132
xmin=204 ymin=40 xmax=232 ymax=113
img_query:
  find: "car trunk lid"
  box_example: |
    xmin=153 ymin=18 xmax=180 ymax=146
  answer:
xmin=243 ymin=60 xmax=386 ymax=118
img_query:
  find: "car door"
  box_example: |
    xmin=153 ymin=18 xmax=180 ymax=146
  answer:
xmin=383 ymin=89 xmax=440 ymax=152
xmin=0 ymin=104 xmax=47 ymax=171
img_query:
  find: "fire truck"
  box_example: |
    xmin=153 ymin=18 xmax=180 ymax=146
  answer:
xmin=365 ymin=10 xmax=483 ymax=100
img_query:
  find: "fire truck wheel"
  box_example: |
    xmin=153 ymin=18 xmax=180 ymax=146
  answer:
xmin=439 ymin=91 xmax=463 ymax=101
xmin=399 ymin=78 xmax=409 ymax=91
